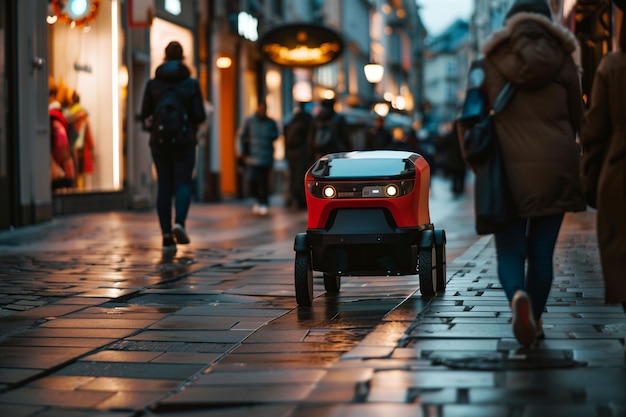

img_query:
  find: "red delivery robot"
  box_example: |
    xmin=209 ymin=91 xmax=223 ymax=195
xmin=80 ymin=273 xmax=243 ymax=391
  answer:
xmin=293 ymin=150 xmax=446 ymax=306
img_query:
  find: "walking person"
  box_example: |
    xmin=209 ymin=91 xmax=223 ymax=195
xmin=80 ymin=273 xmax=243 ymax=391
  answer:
xmin=365 ymin=116 xmax=392 ymax=150
xmin=458 ymin=0 xmax=586 ymax=346
xmin=438 ymin=121 xmax=466 ymax=197
xmin=284 ymin=102 xmax=313 ymax=210
xmin=238 ymin=100 xmax=280 ymax=216
xmin=579 ymin=0 xmax=626 ymax=318
xmin=140 ymin=41 xmax=206 ymax=253
xmin=309 ymin=98 xmax=350 ymax=160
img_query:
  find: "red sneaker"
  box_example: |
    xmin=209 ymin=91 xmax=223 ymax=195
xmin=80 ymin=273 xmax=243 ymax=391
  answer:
xmin=511 ymin=290 xmax=536 ymax=346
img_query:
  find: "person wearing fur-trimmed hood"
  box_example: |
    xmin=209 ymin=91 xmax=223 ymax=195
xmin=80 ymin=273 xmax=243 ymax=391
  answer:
xmin=458 ymin=0 xmax=586 ymax=346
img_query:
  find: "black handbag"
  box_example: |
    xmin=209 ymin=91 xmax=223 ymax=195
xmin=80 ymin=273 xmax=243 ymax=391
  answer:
xmin=474 ymin=140 xmax=517 ymax=234
xmin=463 ymin=83 xmax=517 ymax=235
xmin=463 ymin=83 xmax=516 ymax=168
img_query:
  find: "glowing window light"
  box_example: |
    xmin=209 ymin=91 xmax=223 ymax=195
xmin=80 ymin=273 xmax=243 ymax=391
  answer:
xmin=111 ymin=0 xmax=120 ymax=189
xmin=364 ymin=63 xmax=384 ymax=83
xmin=69 ymin=0 xmax=88 ymax=16
xmin=373 ymin=102 xmax=389 ymax=117
xmin=216 ymin=56 xmax=232 ymax=69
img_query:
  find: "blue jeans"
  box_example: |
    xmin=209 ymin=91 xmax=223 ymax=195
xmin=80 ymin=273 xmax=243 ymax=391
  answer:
xmin=494 ymin=214 xmax=564 ymax=319
xmin=151 ymin=146 xmax=196 ymax=235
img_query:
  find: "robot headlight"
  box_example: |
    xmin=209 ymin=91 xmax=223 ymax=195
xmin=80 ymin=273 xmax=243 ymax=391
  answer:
xmin=385 ymin=184 xmax=399 ymax=197
xmin=309 ymin=181 xmax=414 ymax=199
xmin=322 ymin=185 xmax=337 ymax=198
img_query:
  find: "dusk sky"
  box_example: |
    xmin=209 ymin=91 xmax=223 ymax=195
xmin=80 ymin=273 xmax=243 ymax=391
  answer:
xmin=417 ymin=0 xmax=474 ymax=36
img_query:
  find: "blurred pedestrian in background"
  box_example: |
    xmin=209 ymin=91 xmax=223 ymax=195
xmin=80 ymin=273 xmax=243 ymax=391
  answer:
xmin=284 ymin=102 xmax=313 ymax=210
xmin=141 ymin=41 xmax=206 ymax=253
xmin=309 ymin=98 xmax=350 ymax=159
xmin=365 ymin=116 xmax=392 ymax=150
xmin=238 ymin=100 xmax=279 ymax=216
xmin=417 ymin=101 xmax=439 ymax=171
xmin=386 ymin=126 xmax=414 ymax=151
xmin=438 ymin=121 xmax=466 ymax=197
xmin=579 ymin=0 xmax=626 ymax=317
xmin=458 ymin=0 xmax=586 ymax=346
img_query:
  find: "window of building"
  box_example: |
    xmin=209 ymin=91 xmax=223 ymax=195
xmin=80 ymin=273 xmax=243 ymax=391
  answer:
xmin=447 ymin=59 xmax=457 ymax=78
xmin=447 ymin=84 xmax=456 ymax=103
xmin=271 ymin=0 xmax=283 ymax=17
xmin=48 ymin=0 xmax=124 ymax=193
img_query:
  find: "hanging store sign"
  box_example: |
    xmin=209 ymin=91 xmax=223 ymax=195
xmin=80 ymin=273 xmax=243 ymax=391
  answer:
xmin=128 ymin=0 xmax=154 ymax=28
xmin=258 ymin=23 xmax=344 ymax=68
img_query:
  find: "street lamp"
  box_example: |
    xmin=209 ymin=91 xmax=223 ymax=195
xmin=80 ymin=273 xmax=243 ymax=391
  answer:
xmin=364 ymin=63 xmax=384 ymax=84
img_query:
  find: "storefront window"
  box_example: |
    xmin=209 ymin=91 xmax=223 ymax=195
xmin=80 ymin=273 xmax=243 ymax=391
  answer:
xmin=48 ymin=0 xmax=124 ymax=193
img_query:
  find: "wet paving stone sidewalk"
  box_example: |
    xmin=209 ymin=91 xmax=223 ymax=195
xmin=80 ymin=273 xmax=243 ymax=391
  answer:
xmin=0 ymin=192 xmax=624 ymax=417
xmin=151 ymin=213 xmax=626 ymax=417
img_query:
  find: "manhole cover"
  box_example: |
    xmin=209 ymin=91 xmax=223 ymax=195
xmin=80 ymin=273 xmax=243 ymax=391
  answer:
xmin=434 ymin=356 xmax=587 ymax=370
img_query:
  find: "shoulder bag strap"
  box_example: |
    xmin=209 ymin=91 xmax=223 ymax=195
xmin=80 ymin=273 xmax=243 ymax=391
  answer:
xmin=491 ymin=82 xmax=516 ymax=115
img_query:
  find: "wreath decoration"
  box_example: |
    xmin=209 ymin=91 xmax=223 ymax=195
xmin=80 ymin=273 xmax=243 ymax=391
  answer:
xmin=51 ymin=0 xmax=102 ymax=28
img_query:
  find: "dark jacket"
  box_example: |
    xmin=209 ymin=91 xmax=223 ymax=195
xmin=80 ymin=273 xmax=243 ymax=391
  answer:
xmin=475 ymin=12 xmax=586 ymax=217
xmin=308 ymin=106 xmax=351 ymax=158
xmin=284 ymin=110 xmax=313 ymax=152
xmin=366 ymin=126 xmax=392 ymax=150
xmin=439 ymin=123 xmax=465 ymax=175
xmin=140 ymin=60 xmax=206 ymax=149
xmin=238 ymin=113 xmax=279 ymax=167
xmin=580 ymin=51 xmax=626 ymax=304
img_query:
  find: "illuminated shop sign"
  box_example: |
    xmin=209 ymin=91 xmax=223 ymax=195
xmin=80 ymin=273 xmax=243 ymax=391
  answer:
xmin=258 ymin=23 xmax=344 ymax=68
xmin=237 ymin=12 xmax=259 ymax=42
xmin=155 ymin=0 xmax=193 ymax=27
xmin=164 ymin=0 xmax=182 ymax=16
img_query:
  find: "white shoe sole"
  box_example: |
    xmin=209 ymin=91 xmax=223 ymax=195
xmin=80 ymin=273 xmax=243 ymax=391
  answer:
xmin=172 ymin=225 xmax=190 ymax=244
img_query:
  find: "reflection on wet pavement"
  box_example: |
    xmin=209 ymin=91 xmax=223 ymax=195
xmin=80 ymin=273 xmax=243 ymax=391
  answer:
xmin=9 ymin=178 xmax=595 ymax=416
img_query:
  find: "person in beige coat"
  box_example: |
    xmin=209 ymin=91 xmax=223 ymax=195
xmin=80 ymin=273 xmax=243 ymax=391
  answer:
xmin=580 ymin=0 xmax=626 ymax=315
xmin=459 ymin=0 xmax=586 ymax=346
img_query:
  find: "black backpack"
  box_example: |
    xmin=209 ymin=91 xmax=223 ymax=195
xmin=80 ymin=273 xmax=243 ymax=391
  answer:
xmin=153 ymin=86 xmax=189 ymax=147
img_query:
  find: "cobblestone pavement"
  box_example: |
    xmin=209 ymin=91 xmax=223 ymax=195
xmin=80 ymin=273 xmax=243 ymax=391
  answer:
xmin=0 ymin=177 xmax=624 ymax=417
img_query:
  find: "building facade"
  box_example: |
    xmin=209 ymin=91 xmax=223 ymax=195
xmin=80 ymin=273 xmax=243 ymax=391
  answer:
xmin=3 ymin=0 xmax=616 ymax=231
xmin=423 ymin=19 xmax=471 ymax=130
xmin=421 ymin=0 xmax=620 ymax=133
xmin=0 ymin=0 xmax=428 ymax=231
xmin=1 ymin=0 xmax=53 ymax=230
